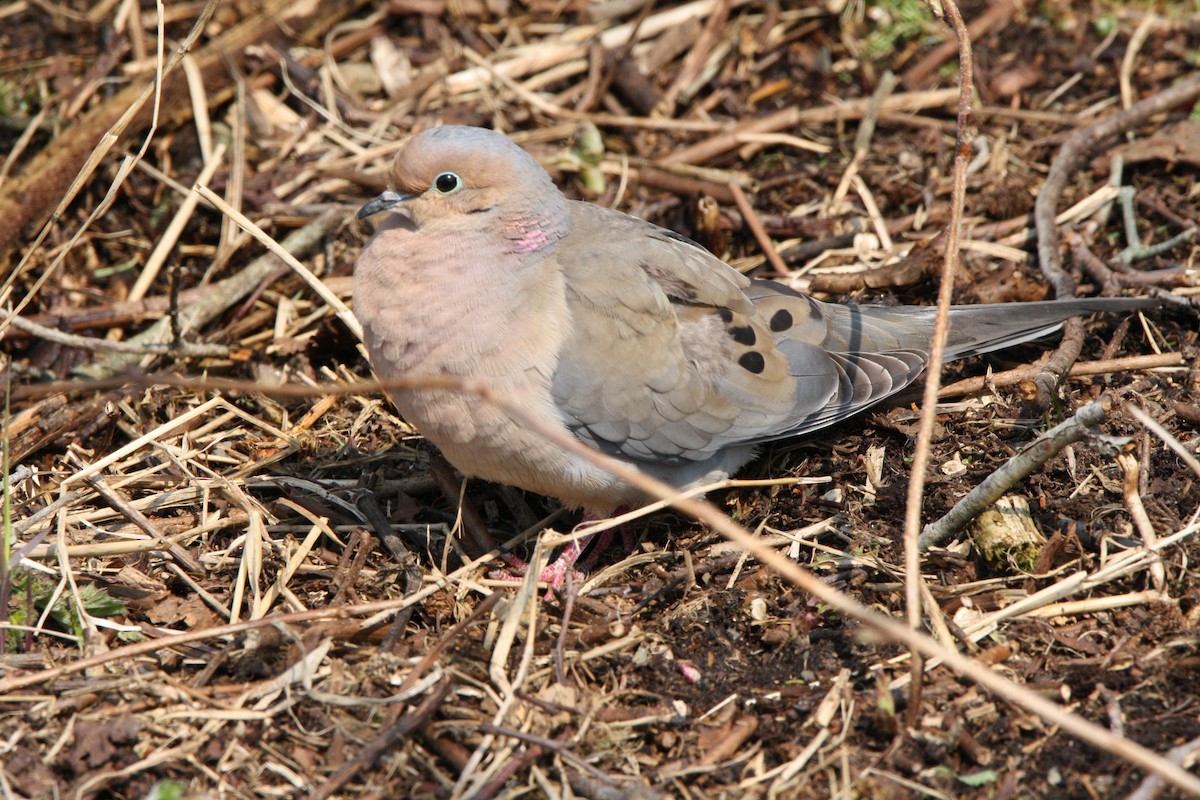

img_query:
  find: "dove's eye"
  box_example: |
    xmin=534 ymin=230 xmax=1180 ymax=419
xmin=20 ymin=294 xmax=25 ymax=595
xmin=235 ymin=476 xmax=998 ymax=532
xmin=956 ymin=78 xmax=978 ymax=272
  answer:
xmin=433 ymin=172 xmax=461 ymax=193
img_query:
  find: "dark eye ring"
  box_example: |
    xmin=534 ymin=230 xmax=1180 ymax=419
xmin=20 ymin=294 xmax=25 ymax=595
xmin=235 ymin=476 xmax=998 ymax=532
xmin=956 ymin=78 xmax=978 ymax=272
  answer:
xmin=434 ymin=172 xmax=460 ymax=193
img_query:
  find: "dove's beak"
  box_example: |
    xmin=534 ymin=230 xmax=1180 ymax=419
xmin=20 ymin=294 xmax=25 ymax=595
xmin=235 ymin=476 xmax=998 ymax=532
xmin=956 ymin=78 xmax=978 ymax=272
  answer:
xmin=357 ymin=190 xmax=412 ymax=220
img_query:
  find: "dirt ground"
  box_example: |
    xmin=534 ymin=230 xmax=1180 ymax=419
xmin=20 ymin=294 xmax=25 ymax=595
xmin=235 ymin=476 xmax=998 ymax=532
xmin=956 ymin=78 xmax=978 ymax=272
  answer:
xmin=2 ymin=1 xmax=1199 ymax=798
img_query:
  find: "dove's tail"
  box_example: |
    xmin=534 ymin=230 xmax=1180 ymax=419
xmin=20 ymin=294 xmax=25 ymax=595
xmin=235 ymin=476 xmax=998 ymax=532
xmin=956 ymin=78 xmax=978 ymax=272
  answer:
xmin=945 ymin=297 xmax=1156 ymax=359
xmin=825 ymin=297 xmax=1157 ymax=361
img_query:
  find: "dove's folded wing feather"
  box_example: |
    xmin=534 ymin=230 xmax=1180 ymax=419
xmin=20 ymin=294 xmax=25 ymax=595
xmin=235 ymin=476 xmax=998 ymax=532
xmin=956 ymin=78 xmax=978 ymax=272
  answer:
xmin=550 ymin=203 xmax=941 ymax=462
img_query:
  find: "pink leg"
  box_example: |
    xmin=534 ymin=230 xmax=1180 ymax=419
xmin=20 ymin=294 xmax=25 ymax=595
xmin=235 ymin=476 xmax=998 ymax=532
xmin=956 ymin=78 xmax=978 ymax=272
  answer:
xmin=492 ymin=535 xmax=589 ymax=590
xmin=574 ymin=527 xmax=617 ymax=571
xmin=490 ymin=510 xmax=630 ymax=591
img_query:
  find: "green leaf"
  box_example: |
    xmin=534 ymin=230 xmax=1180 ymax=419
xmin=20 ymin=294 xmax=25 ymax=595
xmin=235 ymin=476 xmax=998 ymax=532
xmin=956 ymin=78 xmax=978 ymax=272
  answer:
xmin=958 ymin=769 xmax=1000 ymax=787
xmin=144 ymin=781 xmax=185 ymax=800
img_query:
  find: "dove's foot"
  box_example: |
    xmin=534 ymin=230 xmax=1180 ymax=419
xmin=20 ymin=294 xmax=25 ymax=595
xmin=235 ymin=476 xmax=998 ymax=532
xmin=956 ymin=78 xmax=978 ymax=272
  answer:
xmin=489 ymin=518 xmax=627 ymax=592
xmin=492 ymin=536 xmax=589 ymax=590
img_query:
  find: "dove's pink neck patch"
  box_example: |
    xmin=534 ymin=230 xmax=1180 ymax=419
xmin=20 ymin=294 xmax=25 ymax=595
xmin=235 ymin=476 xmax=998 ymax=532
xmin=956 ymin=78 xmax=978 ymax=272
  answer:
xmin=504 ymin=215 xmax=559 ymax=254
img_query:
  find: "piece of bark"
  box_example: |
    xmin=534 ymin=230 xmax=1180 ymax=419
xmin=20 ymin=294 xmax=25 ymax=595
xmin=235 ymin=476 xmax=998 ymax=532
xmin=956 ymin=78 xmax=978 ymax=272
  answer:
xmin=970 ymin=495 xmax=1046 ymax=574
xmin=9 ymin=392 xmax=114 ymax=464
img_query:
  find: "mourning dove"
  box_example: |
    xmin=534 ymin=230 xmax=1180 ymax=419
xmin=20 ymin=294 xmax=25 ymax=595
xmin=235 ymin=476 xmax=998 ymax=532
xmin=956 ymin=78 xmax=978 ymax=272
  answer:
xmin=354 ymin=125 xmax=1152 ymax=578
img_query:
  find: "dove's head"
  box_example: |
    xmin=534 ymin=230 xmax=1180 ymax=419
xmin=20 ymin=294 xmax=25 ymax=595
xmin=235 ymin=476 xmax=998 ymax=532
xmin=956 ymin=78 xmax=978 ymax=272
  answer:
xmin=358 ymin=126 xmax=569 ymax=254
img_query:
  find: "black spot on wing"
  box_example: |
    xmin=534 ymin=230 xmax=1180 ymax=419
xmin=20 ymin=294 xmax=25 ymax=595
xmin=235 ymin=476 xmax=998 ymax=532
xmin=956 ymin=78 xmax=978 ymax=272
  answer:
xmin=738 ymin=351 xmax=766 ymax=374
xmin=717 ymin=308 xmax=734 ymax=323
xmin=729 ymin=325 xmax=757 ymax=346
xmin=770 ymin=309 xmax=793 ymax=332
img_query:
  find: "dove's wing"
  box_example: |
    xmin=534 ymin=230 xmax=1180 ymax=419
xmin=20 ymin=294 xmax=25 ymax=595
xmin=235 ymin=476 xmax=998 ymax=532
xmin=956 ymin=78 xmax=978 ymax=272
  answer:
xmin=551 ymin=203 xmax=937 ymax=464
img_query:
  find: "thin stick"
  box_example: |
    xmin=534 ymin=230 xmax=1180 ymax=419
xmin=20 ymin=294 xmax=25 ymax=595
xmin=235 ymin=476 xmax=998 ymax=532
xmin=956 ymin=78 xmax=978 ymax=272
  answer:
xmin=728 ymin=182 xmax=788 ymax=275
xmin=0 ymin=106 xmax=49 ymax=192
xmin=1116 ymin=451 xmax=1165 ymax=592
xmin=919 ymin=398 xmax=1111 ymax=549
xmin=129 ymin=141 xmax=226 ymax=302
xmin=660 ymin=89 xmax=958 ymax=167
xmin=1119 ymin=16 xmax=1158 ymax=113
xmin=441 ymin=0 xmax=751 ymax=96
xmin=193 ymin=184 xmax=362 ymax=340
xmin=61 ymin=396 xmax=224 ymax=488
xmin=902 ymin=0 xmax=974 ymax=725
xmin=70 ymin=452 xmax=204 ymax=574
xmin=1032 ymin=74 xmax=1200 ymax=403
xmin=938 ymin=351 xmax=1184 ymax=398
xmin=5 ymin=315 xmax=228 ymax=358
xmin=1024 ymin=590 xmax=1164 ymax=620
xmin=1125 ymin=734 xmax=1200 ymax=800
xmin=831 ymin=71 xmax=897 ymax=208
xmin=1125 ymin=402 xmax=1200 ymax=481
xmin=181 ymin=53 xmax=213 ymax=162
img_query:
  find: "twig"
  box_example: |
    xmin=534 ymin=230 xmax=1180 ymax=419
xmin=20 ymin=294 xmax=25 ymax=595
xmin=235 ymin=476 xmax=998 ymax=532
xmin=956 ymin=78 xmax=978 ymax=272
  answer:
xmin=1032 ymin=74 xmax=1200 ymax=403
xmin=194 ymin=186 xmax=361 ymax=339
xmin=1118 ymin=226 xmax=1197 ymax=265
xmin=900 ymin=0 xmax=1018 ymax=89
xmin=938 ymin=351 xmax=1185 ymax=398
xmin=308 ymin=677 xmax=455 ymax=800
xmin=924 ymin=525 xmax=1197 ymax=646
xmin=1116 ymin=450 xmax=1165 ymax=592
xmin=1112 ymin=186 xmax=1198 ymax=264
xmin=1098 ymin=683 xmax=1126 ymax=738
xmin=128 ymin=141 xmax=227 ymax=302
xmin=1118 ymin=16 xmax=1159 ymax=113
xmin=1125 ymin=403 xmax=1200 ymax=481
xmin=0 ymin=106 xmax=49 ymax=192
xmin=1170 ymin=400 xmax=1200 ymax=427
xmin=478 ymin=724 xmax=628 ymax=787
xmin=659 ymin=88 xmax=958 ymax=166
xmin=442 ymin=0 xmax=750 ymax=97
xmin=468 ymin=741 xmax=549 ymax=800
xmin=428 ymin=456 xmax=498 ymax=558
xmin=590 ymin=0 xmax=657 ymax=115
xmin=76 ymin=208 xmax=342 ymax=380
xmin=1069 ymin=230 xmax=1192 ymax=295
xmin=658 ymin=0 xmax=730 ymax=113
xmin=919 ymin=398 xmax=1112 ymax=549
xmin=1033 ymin=317 xmax=1088 ymax=408
xmin=1125 ymin=734 xmax=1200 ymax=800
xmin=71 ymin=454 xmax=205 ymax=574
xmin=1023 ymin=590 xmax=1163 ymax=620
xmin=554 ymin=568 xmax=577 ymax=684
xmin=8 ymin=278 xmax=247 ymax=335
xmin=831 ymin=71 xmax=897 ymax=208
xmin=728 ymin=182 xmax=788 ymax=275
xmin=903 ymin=0 xmax=974 ymax=727
xmin=356 ymin=492 xmax=424 ymax=649
xmin=6 ymin=314 xmax=229 ymax=358
xmin=328 ymin=530 xmax=375 ymax=607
